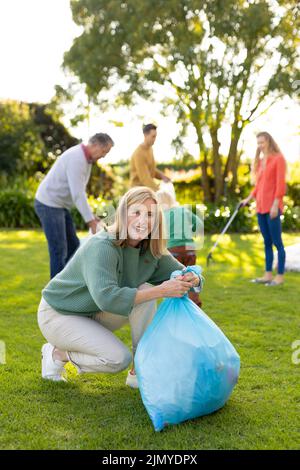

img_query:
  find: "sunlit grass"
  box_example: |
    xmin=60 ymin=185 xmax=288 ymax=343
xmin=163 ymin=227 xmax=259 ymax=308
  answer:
xmin=0 ymin=229 xmax=299 ymax=450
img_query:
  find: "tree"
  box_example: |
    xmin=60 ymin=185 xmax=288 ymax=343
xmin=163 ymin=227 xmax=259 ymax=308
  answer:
xmin=64 ymin=0 xmax=300 ymax=202
xmin=0 ymin=100 xmax=44 ymax=177
xmin=0 ymin=100 xmax=78 ymax=179
xmin=29 ymin=102 xmax=79 ymax=173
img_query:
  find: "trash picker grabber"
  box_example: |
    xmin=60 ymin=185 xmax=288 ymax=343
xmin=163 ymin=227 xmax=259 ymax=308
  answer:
xmin=206 ymin=202 xmax=243 ymax=267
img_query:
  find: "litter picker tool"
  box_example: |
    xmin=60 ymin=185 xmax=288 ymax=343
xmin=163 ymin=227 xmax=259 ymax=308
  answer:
xmin=206 ymin=202 xmax=244 ymax=267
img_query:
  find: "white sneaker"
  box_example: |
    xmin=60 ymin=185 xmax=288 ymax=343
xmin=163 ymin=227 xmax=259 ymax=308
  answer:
xmin=126 ymin=370 xmax=139 ymax=389
xmin=41 ymin=343 xmax=67 ymax=382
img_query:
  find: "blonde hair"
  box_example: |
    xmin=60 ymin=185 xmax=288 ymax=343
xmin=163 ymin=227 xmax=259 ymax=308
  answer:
xmin=107 ymin=186 xmax=168 ymax=258
xmin=156 ymin=189 xmax=177 ymax=209
xmin=253 ymin=132 xmax=283 ymax=178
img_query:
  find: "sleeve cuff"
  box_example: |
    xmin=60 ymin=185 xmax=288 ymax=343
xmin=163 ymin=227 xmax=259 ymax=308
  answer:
xmin=192 ymin=273 xmax=204 ymax=293
xmin=82 ymin=208 xmax=94 ymax=223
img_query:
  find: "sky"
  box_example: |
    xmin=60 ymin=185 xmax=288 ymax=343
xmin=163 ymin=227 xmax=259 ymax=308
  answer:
xmin=0 ymin=0 xmax=299 ymax=166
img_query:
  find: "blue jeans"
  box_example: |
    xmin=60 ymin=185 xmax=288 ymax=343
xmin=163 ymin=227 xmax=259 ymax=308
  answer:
xmin=34 ymin=199 xmax=80 ymax=278
xmin=257 ymin=211 xmax=286 ymax=275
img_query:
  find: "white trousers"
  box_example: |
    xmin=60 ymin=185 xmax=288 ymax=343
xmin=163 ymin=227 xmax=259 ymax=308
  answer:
xmin=37 ymin=284 xmax=156 ymax=374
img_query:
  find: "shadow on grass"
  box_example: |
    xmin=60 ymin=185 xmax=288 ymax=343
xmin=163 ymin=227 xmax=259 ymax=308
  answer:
xmin=32 ymin=372 xmax=247 ymax=437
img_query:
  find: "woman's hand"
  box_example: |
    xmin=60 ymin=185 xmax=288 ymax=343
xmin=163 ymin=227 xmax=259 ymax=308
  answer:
xmin=162 ymin=174 xmax=171 ymax=183
xmin=134 ymin=277 xmax=194 ymax=305
xmin=175 ymin=272 xmax=200 ymax=288
xmin=241 ymin=195 xmax=252 ymax=207
xmin=159 ymin=278 xmax=194 ymax=298
xmin=270 ymin=200 xmax=279 ymax=219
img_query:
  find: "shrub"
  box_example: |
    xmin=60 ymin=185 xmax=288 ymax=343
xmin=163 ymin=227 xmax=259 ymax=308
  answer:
xmin=0 ymin=188 xmax=299 ymax=233
xmin=0 ymin=190 xmax=39 ymax=228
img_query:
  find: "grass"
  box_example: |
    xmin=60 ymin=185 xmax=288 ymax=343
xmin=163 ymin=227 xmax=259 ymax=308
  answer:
xmin=0 ymin=229 xmax=299 ymax=450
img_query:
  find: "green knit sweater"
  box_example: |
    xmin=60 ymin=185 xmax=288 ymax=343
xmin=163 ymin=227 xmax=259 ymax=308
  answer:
xmin=42 ymin=230 xmax=184 ymax=317
xmin=164 ymin=206 xmax=203 ymax=249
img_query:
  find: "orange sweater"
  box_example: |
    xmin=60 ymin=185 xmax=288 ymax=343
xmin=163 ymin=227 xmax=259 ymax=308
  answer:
xmin=130 ymin=144 xmax=160 ymax=191
xmin=251 ymin=153 xmax=286 ymax=214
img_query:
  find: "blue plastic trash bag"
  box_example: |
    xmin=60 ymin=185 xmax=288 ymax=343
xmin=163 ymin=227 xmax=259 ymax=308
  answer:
xmin=135 ymin=266 xmax=240 ymax=432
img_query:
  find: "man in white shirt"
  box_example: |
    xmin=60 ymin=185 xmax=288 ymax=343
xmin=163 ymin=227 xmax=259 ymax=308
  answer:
xmin=34 ymin=133 xmax=114 ymax=278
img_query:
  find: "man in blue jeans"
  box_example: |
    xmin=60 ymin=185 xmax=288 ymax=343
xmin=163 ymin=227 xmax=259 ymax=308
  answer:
xmin=34 ymin=133 xmax=114 ymax=278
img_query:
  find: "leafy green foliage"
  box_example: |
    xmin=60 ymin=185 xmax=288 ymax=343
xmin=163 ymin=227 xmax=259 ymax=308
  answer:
xmin=0 ymin=100 xmax=78 ymax=179
xmin=29 ymin=103 xmax=79 ymax=173
xmin=0 ymin=190 xmax=39 ymax=228
xmin=1 ymin=186 xmax=299 ymax=232
xmin=0 ymin=101 xmax=44 ymax=177
xmin=63 ymin=0 xmax=300 ymax=202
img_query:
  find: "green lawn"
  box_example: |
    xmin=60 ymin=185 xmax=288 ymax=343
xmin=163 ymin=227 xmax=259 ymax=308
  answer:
xmin=0 ymin=229 xmax=299 ymax=450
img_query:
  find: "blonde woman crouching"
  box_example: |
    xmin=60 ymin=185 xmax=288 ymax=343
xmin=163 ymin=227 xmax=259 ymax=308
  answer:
xmin=37 ymin=187 xmax=202 ymax=388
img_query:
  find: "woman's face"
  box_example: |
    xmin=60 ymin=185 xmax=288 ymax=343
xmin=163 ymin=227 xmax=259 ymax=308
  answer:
xmin=257 ymin=136 xmax=269 ymax=154
xmin=127 ymin=198 xmax=157 ymax=242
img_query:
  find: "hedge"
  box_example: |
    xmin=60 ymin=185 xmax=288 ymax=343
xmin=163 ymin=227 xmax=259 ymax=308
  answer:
xmin=0 ymin=188 xmax=299 ymax=233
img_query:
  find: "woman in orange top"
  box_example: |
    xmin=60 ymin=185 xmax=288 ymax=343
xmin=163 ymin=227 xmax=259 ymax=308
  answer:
xmin=242 ymin=132 xmax=286 ymax=286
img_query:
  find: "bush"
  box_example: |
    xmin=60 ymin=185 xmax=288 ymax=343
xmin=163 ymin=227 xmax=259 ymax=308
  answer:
xmin=0 ymin=190 xmax=116 ymax=231
xmin=0 ymin=188 xmax=299 ymax=233
xmin=202 ymin=199 xmax=300 ymax=233
xmin=0 ymin=190 xmax=39 ymax=228
xmin=0 ymin=101 xmax=44 ymax=177
xmin=202 ymin=203 xmax=255 ymax=234
xmin=287 ymin=183 xmax=300 ymax=207
xmin=281 ymin=200 xmax=300 ymax=232
xmin=0 ymin=99 xmax=78 ymax=180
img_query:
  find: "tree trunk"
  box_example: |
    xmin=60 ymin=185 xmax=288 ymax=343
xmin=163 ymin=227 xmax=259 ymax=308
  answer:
xmin=223 ymin=123 xmax=243 ymax=195
xmin=210 ymin=128 xmax=223 ymax=203
xmin=200 ymin=156 xmax=211 ymax=203
xmin=193 ymin=121 xmax=212 ymax=203
xmin=231 ymin=150 xmax=242 ymax=191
